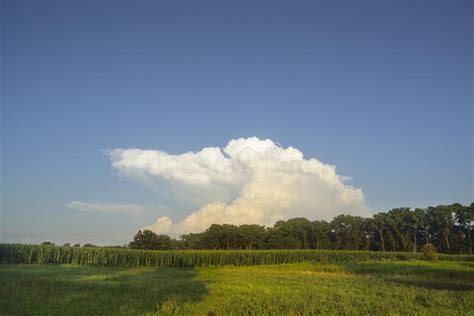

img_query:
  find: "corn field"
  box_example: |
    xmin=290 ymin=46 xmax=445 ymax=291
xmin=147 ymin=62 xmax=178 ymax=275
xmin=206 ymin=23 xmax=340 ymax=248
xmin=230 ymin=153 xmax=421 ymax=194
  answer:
xmin=0 ymin=244 xmax=472 ymax=267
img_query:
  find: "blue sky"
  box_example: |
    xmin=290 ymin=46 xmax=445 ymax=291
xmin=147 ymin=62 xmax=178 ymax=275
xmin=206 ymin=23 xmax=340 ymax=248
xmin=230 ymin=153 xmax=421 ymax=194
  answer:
xmin=2 ymin=0 xmax=472 ymax=245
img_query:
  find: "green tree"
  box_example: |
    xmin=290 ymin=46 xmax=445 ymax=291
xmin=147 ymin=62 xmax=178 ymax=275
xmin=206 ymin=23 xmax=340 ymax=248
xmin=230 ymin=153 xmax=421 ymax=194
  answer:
xmin=330 ymin=214 xmax=365 ymax=250
xmin=264 ymin=229 xmax=301 ymax=249
xmin=362 ymin=218 xmax=375 ymax=250
xmin=411 ymin=208 xmax=427 ymax=252
xmin=129 ymin=230 xmax=175 ymax=250
xmin=386 ymin=208 xmax=413 ymax=251
xmin=426 ymin=205 xmax=455 ymax=252
xmin=453 ymin=203 xmax=473 ymax=254
xmin=238 ymin=224 xmax=265 ymax=250
xmin=201 ymin=224 xmax=232 ymax=249
xmin=371 ymin=213 xmax=388 ymax=251
xmin=179 ymin=233 xmax=205 ymax=249
xmin=311 ymin=220 xmax=330 ymax=250
xmin=274 ymin=218 xmax=313 ymax=249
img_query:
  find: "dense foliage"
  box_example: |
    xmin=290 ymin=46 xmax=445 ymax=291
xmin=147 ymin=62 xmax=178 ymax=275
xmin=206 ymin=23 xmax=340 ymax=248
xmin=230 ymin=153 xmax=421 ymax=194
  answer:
xmin=1 ymin=244 xmax=472 ymax=267
xmin=130 ymin=203 xmax=473 ymax=254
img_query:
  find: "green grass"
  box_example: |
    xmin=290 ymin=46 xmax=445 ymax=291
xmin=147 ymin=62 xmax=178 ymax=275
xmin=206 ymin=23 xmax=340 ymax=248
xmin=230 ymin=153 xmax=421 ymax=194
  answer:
xmin=1 ymin=260 xmax=473 ymax=315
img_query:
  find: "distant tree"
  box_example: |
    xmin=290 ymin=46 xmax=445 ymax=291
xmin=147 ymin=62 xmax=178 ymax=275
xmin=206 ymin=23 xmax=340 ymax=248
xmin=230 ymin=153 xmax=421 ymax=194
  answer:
xmin=124 ymin=202 xmax=473 ymax=253
xmin=41 ymin=241 xmax=55 ymax=246
xmin=387 ymin=208 xmax=413 ymax=251
xmin=129 ymin=230 xmax=175 ymax=250
xmin=411 ymin=208 xmax=426 ymax=252
xmin=179 ymin=233 xmax=205 ymax=249
xmin=371 ymin=213 xmax=388 ymax=251
xmin=200 ymin=224 xmax=228 ymax=249
xmin=362 ymin=218 xmax=375 ymax=250
xmin=73 ymin=244 xmax=81 ymax=247
xmin=82 ymin=243 xmax=97 ymax=248
xmin=330 ymin=214 xmax=365 ymax=250
xmin=427 ymin=205 xmax=454 ymax=252
xmin=274 ymin=218 xmax=313 ymax=249
xmin=264 ymin=229 xmax=300 ymax=249
xmin=63 ymin=243 xmax=71 ymax=247
xmin=311 ymin=220 xmax=330 ymax=250
xmin=220 ymin=224 xmax=240 ymax=249
xmin=453 ymin=203 xmax=473 ymax=254
xmin=238 ymin=224 xmax=265 ymax=250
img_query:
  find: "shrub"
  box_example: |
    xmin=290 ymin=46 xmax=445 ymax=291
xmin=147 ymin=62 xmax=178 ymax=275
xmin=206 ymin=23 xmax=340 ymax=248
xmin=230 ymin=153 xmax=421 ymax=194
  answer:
xmin=420 ymin=243 xmax=438 ymax=261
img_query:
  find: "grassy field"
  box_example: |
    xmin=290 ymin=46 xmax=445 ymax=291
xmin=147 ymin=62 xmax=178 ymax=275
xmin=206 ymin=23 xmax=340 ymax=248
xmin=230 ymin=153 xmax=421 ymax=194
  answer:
xmin=1 ymin=260 xmax=473 ymax=315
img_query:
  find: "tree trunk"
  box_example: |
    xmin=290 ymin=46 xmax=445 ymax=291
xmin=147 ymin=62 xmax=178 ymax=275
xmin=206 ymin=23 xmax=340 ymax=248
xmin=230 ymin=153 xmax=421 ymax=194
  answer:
xmin=443 ymin=231 xmax=450 ymax=250
xmin=378 ymin=230 xmax=385 ymax=252
xmin=401 ymin=236 xmax=408 ymax=251
xmin=469 ymin=227 xmax=472 ymax=254
xmin=413 ymin=233 xmax=417 ymax=253
xmin=366 ymin=237 xmax=371 ymax=250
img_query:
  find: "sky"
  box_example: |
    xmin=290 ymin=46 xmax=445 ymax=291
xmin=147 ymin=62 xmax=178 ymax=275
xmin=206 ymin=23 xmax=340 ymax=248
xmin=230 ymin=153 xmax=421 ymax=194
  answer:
xmin=1 ymin=0 xmax=472 ymax=245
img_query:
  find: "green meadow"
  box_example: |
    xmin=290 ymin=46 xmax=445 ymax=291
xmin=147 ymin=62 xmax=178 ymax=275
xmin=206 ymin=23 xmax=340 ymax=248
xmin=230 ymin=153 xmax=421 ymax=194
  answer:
xmin=1 ymin=260 xmax=473 ymax=315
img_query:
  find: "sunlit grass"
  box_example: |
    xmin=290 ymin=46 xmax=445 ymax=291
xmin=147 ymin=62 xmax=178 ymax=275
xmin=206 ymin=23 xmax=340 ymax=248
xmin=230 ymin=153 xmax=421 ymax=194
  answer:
xmin=0 ymin=260 xmax=473 ymax=315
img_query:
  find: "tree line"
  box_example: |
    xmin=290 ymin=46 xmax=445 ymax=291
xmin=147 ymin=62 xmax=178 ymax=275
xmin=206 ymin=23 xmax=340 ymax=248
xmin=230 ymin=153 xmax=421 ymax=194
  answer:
xmin=129 ymin=203 xmax=473 ymax=254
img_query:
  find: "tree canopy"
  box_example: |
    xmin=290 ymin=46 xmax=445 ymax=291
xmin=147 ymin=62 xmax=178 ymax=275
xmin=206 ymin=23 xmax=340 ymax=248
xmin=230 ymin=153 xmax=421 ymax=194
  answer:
xmin=128 ymin=203 xmax=473 ymax=254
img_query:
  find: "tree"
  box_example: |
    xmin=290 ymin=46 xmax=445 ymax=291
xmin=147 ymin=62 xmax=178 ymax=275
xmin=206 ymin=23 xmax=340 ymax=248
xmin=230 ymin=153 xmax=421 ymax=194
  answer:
xmin=238 ymin=225 xmax=265 ymax=250
xmin=41 ymin=241 xmax=55 ymax=246
xmin=454 ymin=203 xmax=473 ymax=254
xmin=179 ymin=233 xmax=205 ymax=249
xmin=220 ymin=224 xmax=240 ymax=249
xmin=274 ymin=218 xmax=314 ymax=249
xmin=330 ymin=214 xmax=365 ymax=250
xmin=386 ymin=208 xmax=413 ymax=251
xmin=129 ymin=230 xmax=175 ymax=250
xmin=201 ymin=224 xmax=233 ymax=250
xmin=411 ymin=208 xmax=426 ymax=252
xmin=264 ymin=229 xmax=301 ymax=249
xmin=416 ymin=208 xmax=432 ymax=245
xmin=311 ymin=220 xmax=330 ymax=250
xmin=362 ymin=218 xmax=375 ymax=250
xmin=372 ymin=213 xmax=388 ymax=251
xmin=427 ymin=205 xmax=454 ymax=252
xmin=124 ymin=202 xmax=473 ymax=253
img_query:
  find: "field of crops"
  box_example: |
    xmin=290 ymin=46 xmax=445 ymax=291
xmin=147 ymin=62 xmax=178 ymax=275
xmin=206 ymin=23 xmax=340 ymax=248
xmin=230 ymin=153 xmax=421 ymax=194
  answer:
xmin=1 ymin=244 xmax=472 ymax=267
xmin=1 ymin=260 xmax=473 ymax=315
xmin=1 ymin=244 xmax=473 ymax=314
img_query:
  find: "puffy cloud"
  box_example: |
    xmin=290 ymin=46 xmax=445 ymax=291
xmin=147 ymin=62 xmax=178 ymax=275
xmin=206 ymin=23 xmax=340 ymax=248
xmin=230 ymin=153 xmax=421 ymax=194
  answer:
xmin=66 ymin=201 xmax=165 ymax=215
xmin=108 ymin=137 xmax=370 ymax=235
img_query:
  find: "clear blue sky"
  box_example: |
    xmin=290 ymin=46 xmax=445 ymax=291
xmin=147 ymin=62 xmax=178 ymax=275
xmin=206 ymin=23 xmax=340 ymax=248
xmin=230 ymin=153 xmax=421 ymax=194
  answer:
xmin=2 ymin=0 xmax=472 ymax=244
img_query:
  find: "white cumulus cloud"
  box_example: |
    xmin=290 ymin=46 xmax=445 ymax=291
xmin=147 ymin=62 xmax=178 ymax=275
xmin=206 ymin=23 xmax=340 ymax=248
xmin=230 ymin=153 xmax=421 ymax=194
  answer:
xmin=108 ymin=137 xmax=370 ymax=235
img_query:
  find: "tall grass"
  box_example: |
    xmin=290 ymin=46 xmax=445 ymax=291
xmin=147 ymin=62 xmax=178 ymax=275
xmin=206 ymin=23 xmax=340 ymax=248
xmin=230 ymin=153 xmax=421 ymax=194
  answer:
xmin=0 ymin=244 xmax=472 ymax=267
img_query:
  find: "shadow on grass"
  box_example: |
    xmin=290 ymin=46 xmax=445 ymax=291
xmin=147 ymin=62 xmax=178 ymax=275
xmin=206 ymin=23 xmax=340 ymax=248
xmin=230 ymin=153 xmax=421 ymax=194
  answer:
xmin=341 ymin=261 xmax=474 ymax=291
xmin=0 ymin=265 xmax=209 ymax=314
